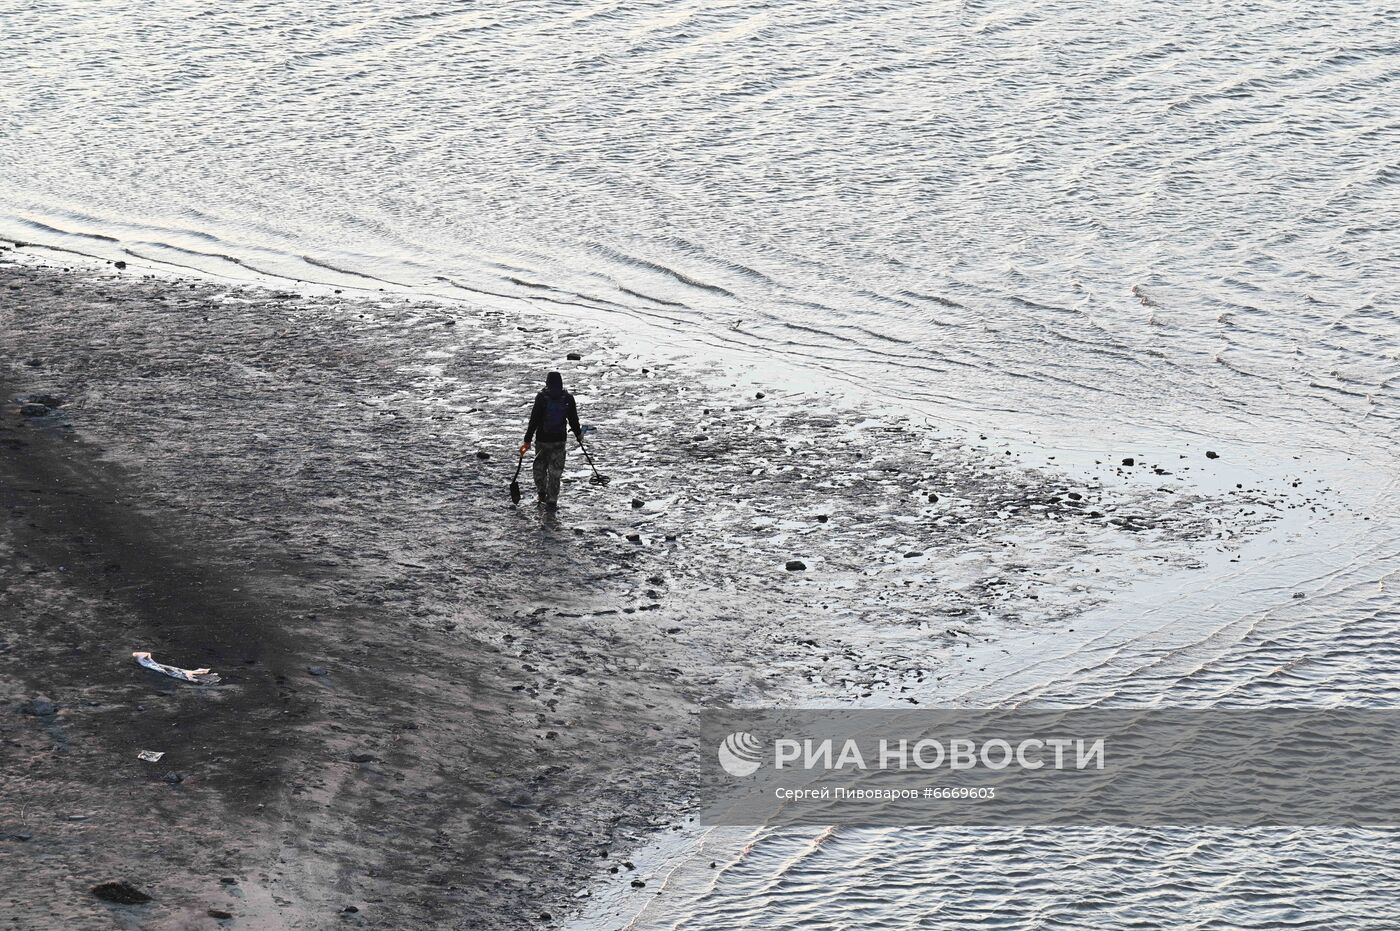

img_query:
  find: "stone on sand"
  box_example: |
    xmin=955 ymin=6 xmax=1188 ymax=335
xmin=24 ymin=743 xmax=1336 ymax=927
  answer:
xmin=20 ymin=697 xmax=57 ymax=716
xmin=91 ymin=880 xmax=151 ymax=904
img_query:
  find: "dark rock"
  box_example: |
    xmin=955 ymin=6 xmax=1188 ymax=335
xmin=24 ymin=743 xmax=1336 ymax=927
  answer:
xmin=207 ymin=908 xmax=233 ymax=920
xmin=1121 ymin=457 xmax=1134 ymax=466
xmin=904 ymin=551 xmax=923 ymax=558
xmin=1 ymin=832 xmax=33 ymax=842
xmin=113 ymin=260 xmax=127 ymax=270
xmin=1088 ymin=511 xmax=1104 ymax=518
xmin=785 ymin=560 xmax=806 ymax=571
xmin=816 ymin=514 xmax=829 ymax=523
xmin=475 ymin=450 xmax=490 ymax=460
xmin=631 ymin=880 xmax=646 ymax=888
xmin=1206 ymin=450 xmax=1220 ymax=459
xmin=19 ymin=403 xmax=50 ymax=418
xmin=25 ymin=358 xmax=42 ymax=367
xmin=342 ymin=905 xmax=359 ymax=913
xmin=219 ymin=878 xmax=238 ymax=885
xmin=755 ymin=392 xmax=765 ymax=399
xmin=626 ymin=532 xmax=641 ymax=542
xmin=27 ymin=393 xmax=64 ymax=408
xmin=348 ymin=751 xmax=376 ymax=763
xmin=1067 ymin=492 xmax=1082 ymax=500
xmin=540 ymin=913 xmax=552 ymax=923
xmin=162 ymin=771 xmax=185 ymax=784
xmin=631 ymin=498 xmax=645 ymax=508
xmin=647 ymin=575 xmax=665 ymax=585
xmin=566 ymin=352 xmax=582 ymax=360
xmin=20 ymin=697 xmax=57 ymax=716
xmin=307 ymin=666 xmax=329 ymax=677
xmin=927 ymin=494 xmax=939 ymax=503
xmin=91 ymin=880 xmax=151 ymax=904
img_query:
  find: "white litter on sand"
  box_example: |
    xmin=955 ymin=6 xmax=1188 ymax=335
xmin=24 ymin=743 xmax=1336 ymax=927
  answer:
xmin=133 ymin=651 xmax=221 ymax=685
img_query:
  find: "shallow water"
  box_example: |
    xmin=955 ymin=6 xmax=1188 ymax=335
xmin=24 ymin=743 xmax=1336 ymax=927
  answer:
xmin=4 ymin=1 xmax=1399 ymax=927
xmin=4 ymin=1 xmax=1398 ymax=454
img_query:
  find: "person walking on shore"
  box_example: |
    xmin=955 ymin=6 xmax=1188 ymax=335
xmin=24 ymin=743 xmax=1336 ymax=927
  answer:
xmin=520 ymin=371 xmax=583 ymax=510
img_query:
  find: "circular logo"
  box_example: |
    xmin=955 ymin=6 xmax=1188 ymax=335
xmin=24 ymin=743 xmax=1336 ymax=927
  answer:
xmin=718 ymin=731 xmax=764 ymax=777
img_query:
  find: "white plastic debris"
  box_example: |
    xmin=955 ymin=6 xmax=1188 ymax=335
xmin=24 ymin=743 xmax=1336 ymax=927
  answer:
xmin=137 ymin=750 xmax=165 ymax=763
xmin=133 ymin=651 xmax=221 ymax=685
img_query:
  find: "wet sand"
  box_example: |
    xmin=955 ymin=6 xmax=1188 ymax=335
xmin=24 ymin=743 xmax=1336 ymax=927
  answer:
xmin=0 ymin=247 xmax=1300 ymax=929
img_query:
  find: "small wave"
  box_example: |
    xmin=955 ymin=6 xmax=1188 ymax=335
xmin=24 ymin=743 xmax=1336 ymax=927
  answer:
xmin=589 ymin=244 xmax=739 ymax=299
xmin=616 ymin=286 xmax=689 ymax=308
xmin=302 ymin=255 xmax=406 ymax=286
xmin=16 ymin=218 xmax=118 ymax=242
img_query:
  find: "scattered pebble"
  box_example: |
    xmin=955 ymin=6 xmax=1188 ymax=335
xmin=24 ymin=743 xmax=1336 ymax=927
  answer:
xmin=91 ymin=880 xmax=151 ymax=904
xmin=20 ymin=697 xmax=57 ymax=716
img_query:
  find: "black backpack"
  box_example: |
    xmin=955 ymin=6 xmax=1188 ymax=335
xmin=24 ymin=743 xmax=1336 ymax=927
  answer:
xmin=542 ymin=392 xmax=569 ymax=433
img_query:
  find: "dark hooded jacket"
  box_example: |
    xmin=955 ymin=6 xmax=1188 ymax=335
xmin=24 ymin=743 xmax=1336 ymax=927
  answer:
xmin=524 ymin=371 xmax=582 ymax=444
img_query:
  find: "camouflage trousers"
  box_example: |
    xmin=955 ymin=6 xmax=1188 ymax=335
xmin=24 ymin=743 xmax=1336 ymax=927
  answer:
xmin=532 ymin=441 xmax=567 ymax=504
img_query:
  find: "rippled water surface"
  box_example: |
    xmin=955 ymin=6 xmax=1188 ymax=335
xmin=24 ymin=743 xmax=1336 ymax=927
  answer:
xmin=5 ymin=0 xmax=1398 ymax=452
xmin=5 ymin=1 xmax=1400 ymax=928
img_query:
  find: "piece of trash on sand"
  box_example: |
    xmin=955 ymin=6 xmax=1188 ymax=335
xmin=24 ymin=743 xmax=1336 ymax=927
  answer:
xmin=137 ymin=750 xmax=165 ymax=763
xmin=133 ymin=651 xmax=221 ymax=685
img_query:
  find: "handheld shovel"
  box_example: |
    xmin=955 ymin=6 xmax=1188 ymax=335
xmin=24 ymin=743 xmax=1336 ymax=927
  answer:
xmin=509 ymin=448 xmax=525 ymax=503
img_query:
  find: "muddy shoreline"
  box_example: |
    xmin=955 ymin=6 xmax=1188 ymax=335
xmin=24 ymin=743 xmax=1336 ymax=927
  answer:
xmin=0 ymin=248 xmax=1303 ymax=928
